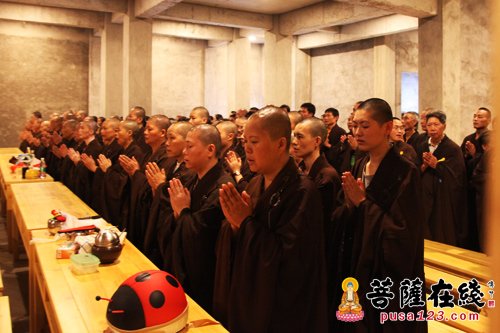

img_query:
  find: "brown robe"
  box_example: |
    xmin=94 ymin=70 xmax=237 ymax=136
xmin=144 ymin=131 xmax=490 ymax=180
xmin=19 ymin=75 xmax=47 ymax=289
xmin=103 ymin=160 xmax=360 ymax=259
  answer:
xmin=214 ymin=158 xmax=328 ymax=333
xmin=330 ymin=146 xmax=427 ymax=333
xmin=160 ymin=162 xmax=233 ymax=313
xmin=143 ymin=159 xmax=195 ymax=266
xmin=418 ymin=135 xmax=469 ymax=248
xmin=73 ymin=138 xmax=103 ymax=205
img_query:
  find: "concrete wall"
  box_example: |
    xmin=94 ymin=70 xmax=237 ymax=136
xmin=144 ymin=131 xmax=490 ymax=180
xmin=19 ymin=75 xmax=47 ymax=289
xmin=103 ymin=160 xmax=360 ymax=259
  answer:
xmin=152 ymin=35 xmax=206 ymax=117
xmin=310 ymin=39 xmax=375 ymax=129
xmin=0 ymin=20 xmax=89 ymax=148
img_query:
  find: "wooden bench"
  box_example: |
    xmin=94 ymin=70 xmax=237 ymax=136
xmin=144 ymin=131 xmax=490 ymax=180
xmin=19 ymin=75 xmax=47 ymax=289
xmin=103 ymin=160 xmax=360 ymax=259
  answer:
xmin=0 ymin=270 xmax=3 ymax=296
xmin=425 ymin=240 xmax=489 ymax=267
xmin=424 ymin=247 xmax=489 ymax=283
xmin=0 ymin=296 xmax=12 ymax=333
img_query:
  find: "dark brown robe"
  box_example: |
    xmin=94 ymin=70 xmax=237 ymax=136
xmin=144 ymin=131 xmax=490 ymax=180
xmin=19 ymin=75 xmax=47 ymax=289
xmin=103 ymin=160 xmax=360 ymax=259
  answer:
xmin=101 ymin=142 xmax=145 ymax=228
xmin=143 ymin=159 xmax=195 ymax=266
xmin=323 ymin=124 xmax=347 ymax=172
xmin=214 ymin=158 xmax=328 ymax=333
xmin=90 ymin=139 xmax=123 ymax=216
xmin=160 ymin=162 xmax=233 ymax=314
xmin=329 ymin=146 xmax=427 ymax=333
xmin=60 ymin=141 xmax=85 ymax=192
xmin=73 ymin=138 xmax=103 ymax=205
xmin=125 ymin=145 xmax=169 ymax=249
xmin=392 ymin=141 xmax=418 ymax=166
xmin=418 ymin=135 xmax=469 ymax=248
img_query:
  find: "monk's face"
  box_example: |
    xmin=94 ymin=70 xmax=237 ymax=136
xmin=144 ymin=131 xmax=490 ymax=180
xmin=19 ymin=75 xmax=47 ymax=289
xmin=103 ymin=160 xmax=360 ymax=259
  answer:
xmin=426 ymin=117 xmax=446 ymax=141
xmin=473 ymin=109 xmax=490 ymax=130
xmin=144 ymin=120 xmax=165 ymax=146
xmin=100 ymin=121 xmax=117 ymax=142
xmin=183 ymin=130 xmax=212 ymax=171
xmin=390 ymin=119 xmax=405 ymax=142
xmin=78 ymin=123 xmax=93 ymax=141
xmin=189 ymin=111 xmax=207 ymax=126
xmin=117 ymin=125 xmax=132 ymax=147
xmin=402 ymin=113 xmax=417 ymax=130
xmin=244 ymin=118 xmax=285 ymax=175
xmin=352 ymin=109 xmax=392 ymax=152
xmin=166 ymin=127 xmax=186 ymax=160
xmin=292 ymin=122 xmax=320 ymax=159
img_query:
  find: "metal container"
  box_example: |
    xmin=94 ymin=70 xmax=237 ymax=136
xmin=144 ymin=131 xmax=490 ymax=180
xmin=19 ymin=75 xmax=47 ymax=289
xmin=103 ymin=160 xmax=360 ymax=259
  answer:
xmin=91 ymin=230 xmax=123 ymax=264
xmin=47 ymin=218 xmax=63 ymax=235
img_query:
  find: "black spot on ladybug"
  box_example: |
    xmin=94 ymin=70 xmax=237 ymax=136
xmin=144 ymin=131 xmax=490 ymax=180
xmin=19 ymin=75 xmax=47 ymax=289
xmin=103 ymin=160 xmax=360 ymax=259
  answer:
xmin=149 ymin=290 xmax=165 ymax=308
xmin=166 ymin=275 xmax=179 ymax=288
xmin=135 ymin=272 xmax=151 ymax=282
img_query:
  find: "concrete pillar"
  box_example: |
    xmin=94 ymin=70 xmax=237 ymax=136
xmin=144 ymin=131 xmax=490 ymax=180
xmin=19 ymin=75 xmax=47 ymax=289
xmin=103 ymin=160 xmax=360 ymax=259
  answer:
xmin=489 ymin=0 xmax=500 ymax=329
xmin=419 ymin=0 xmax=491 ymax=142
xmin=88 ymin=35 xmax=101 ymax=116
xmin=123 ymin=0 xmax=152 ymax=116
xmin=100 ymin=15 xmax=123 ymax=117
xmin=227 ymin=37 xmax=251 ymax=110
xmin=373 ymin=36 xmax=396 ymax=110
xmin=263 ymin=30 xmax=311 ymax=109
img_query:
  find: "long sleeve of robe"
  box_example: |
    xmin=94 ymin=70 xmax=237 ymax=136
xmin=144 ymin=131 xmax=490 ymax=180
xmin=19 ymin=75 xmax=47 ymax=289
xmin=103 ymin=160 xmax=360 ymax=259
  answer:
xmin=329 ymin=146 xmax=427 ymax=333
xmin=161 ymin=163 xmax=233 ymax=314
xmin=419 ymin=135 xmax=469 ymax=248
xmin=73 ymin=139 xmax=102 ymax=205
xmin=214 ymin=158 xmax=328 ymax=333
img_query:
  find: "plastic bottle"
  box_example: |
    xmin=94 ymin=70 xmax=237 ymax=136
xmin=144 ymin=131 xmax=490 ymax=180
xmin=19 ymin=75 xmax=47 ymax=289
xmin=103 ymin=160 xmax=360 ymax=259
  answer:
xmin=40 ymin=158 xmax=47 ymax=179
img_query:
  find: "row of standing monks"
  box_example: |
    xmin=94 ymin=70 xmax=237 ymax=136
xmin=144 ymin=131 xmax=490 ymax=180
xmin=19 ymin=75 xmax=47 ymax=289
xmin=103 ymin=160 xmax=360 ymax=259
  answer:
xmin=20 ymin=100 xmax=490 ymax=333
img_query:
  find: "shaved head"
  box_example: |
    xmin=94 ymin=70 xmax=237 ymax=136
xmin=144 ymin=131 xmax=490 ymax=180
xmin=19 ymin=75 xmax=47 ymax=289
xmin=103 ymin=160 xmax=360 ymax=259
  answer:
xmin=121 ymin=120 xmax=140 ymax=136
xmin=299 ymin=118 xmax=327 ymax=143
xmin=105 ymin=118 xmax=120 ymax=130
xmin=249 ymin=106 xmax=292 ymax=149
xmin=170 ymin=121 xmax=193 ymax=138
xmin=149 ymin=114 xmax=171 ymax=131
xmin=288 ymin=111 xmax=303 ymax=130
xmin=216 ymin=121 xmax=238 ymax=137
xmin=189 ymin=124 xmax=222 ymax=156
xmin=82 ymin=120 xmax=98 ymax=134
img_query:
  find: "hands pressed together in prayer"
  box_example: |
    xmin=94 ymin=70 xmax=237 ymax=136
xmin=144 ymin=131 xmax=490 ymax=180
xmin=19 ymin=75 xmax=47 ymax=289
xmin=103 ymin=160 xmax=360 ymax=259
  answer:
xmin=68 ymin=148 xmax=81 ymax=164
xmin=342 ymin=172 xmax=366 ymax=208
xmin=81 ymin=153 xmax=97 ymax=172
xmin=97 ymin=154 xmax=112 ymax=173
xmin=145 ymin=162 xmax=166 ymax=192
xmin=225 ymin=151 xmax=242 ymax=174
xmin=421 ymin=152 xmax=438 ymax=171
xmin=465 ymin=140 xmax=476 ymax=158
xmin=168 ymin=178 xmax=191 ymax=219
xmin=119 ymin=155 xmax=140 ymax=176
xmin=219 ymin=182 xmax=252 ymax=230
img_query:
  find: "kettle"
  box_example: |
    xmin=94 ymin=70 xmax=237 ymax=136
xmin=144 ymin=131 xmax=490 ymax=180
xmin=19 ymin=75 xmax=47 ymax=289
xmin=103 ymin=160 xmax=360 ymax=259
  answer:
xmin=91 ymin=230 xmax=123 ymax=264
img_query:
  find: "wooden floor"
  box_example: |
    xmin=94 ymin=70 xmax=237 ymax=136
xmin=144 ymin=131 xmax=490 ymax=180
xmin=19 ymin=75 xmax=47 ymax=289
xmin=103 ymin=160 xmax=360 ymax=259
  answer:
xmin=0 ymin=215 xmax=28 ymax=333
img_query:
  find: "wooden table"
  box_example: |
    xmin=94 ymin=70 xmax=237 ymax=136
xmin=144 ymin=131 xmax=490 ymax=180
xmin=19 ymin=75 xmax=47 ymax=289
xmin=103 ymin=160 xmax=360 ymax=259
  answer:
xmin=0 ymin=148 xmax=22 ymax=155
xmin=0 ymin=153 xmax=53 ymax=253
xmin=10 ymin=182 xmax=88 ymax=261
xmin=30 ymin=230 xmax=227 ymax=333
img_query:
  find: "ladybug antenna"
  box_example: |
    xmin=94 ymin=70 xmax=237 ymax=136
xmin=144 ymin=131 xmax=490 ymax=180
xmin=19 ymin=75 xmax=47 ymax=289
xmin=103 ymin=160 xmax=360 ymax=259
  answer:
xmin=95 ymin=296 xmax=113 ymax=302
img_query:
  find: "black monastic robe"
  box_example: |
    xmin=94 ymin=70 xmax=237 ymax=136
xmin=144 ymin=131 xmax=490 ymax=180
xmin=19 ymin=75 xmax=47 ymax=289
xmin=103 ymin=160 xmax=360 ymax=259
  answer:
xmin=214 ymin=158 xmax=328 ymax=333
xmin=161 ymin=163 xmax=233 ymax=313
xmin=73 ymin=138 xmax=103 ymax=204
xmin=329 ymin=146 xmax=427 ymax=333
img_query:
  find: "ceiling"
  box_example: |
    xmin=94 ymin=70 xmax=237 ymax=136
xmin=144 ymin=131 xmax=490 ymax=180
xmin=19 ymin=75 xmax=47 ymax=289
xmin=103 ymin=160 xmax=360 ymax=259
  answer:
xmin=185 ymin=0 xmax=325 ymax=14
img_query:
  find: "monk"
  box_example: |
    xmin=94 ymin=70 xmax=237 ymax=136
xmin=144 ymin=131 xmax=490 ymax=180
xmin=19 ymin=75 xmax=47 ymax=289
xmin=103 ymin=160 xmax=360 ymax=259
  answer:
xmin=119 ymin=115 xmax=170 ymax=249
xmin=330 ymin=98 xmax=426 ymax=333
xmin=143 ymin=122 xmax=195 ymax=266
xmin=390 ymin=117 xmax=418 ymax=166
xmin=97 ymin=120 xmax=145 ymax=228
xmin=215 ymin=106 xmax=327 ymax=333
xmin=69 ymin=120 xmax=103 ymax=204
xmin=160 ymin=124 xmax=233 ymax=313
xmin=81 ymin=118 xmax=123 ymax=216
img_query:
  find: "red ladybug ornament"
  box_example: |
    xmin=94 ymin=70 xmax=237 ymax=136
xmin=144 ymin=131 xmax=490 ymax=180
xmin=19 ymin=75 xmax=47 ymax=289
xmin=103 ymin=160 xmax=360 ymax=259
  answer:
xmin=96 ymin=270 xmax=188 ymax=332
